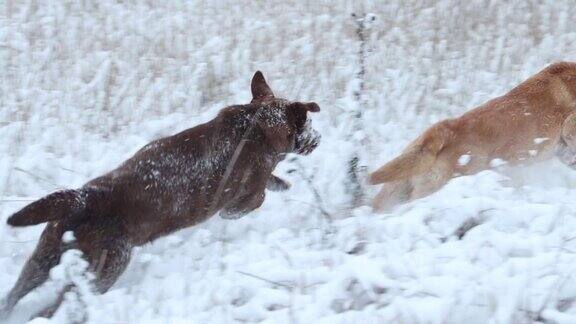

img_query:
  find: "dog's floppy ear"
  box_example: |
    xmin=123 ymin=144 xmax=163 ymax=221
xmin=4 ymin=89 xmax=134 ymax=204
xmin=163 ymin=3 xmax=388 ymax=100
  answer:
xmin=290 ymin=102 xmax=320 ymax=113
xmin=251 ymin=71 xmax=275 ymax=102
xmin=287 ymin=101 xmax=320 ymax=129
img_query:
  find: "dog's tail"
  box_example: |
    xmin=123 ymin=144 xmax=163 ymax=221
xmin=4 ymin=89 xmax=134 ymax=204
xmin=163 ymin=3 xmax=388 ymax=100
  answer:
xmin=369 ymin=147 xmax=436 ymax=184
xmin=7 ymin=188 xmax=109 ymax=227
xmin=369 ymin=122 xmax=453 ymax=184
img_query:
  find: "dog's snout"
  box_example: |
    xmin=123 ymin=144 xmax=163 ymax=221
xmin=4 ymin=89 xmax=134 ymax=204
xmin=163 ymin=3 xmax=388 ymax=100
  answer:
xmin=295 ymin=125 xmax=321 ymax=155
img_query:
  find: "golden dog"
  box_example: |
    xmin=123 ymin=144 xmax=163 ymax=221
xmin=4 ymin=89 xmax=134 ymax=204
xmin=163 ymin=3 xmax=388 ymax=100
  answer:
xmin=370 ymin=62 xmax=576 ymax=211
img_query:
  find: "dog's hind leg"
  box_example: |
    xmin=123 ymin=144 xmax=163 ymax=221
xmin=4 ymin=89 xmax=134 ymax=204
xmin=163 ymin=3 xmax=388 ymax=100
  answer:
xmin=372 ymin=179 xmax=413 ymax=212
xmin=0 ymin=222 xmax=69 ymax=318
xmin=90 ymin=238 xmax=132 ymax=294
xmin=266 ymin=174 xmax=291 ymax=191
xmin=32 ymin=285 xmax=73 ymax=320
xmin=34 ymin=222 xmax=132 ymax=319
xmin=35 ymin=245 xmax=131 ymax=320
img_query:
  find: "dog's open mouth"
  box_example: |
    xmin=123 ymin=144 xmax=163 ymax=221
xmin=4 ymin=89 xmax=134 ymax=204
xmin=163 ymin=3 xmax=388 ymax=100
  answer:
xmin=298 ymin=140 xmax=319 ymax=155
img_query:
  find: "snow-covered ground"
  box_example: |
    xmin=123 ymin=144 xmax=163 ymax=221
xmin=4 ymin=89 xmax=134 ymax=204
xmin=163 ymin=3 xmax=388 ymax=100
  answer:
xmin=3 ymin=1 xmax=576 ymax=323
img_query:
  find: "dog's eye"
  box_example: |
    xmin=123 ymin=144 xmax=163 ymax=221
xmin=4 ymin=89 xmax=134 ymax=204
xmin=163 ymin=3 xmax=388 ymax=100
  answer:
xmin=294 ymin=114 xmax=307 ymax=128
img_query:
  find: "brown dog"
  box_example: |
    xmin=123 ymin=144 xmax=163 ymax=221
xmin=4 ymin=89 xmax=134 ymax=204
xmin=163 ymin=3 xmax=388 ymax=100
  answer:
xmin=370 ymin=62 xmax=576 ymax=211
xmin=0 ymin=71 xmax=321 ymax=319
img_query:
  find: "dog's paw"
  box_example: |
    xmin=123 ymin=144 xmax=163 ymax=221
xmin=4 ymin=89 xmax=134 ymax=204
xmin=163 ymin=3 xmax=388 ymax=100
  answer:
xmin=266 ymin=175 xmax=291 ymax=192
xmin=219 ymin=210 xmax=246 ymax=220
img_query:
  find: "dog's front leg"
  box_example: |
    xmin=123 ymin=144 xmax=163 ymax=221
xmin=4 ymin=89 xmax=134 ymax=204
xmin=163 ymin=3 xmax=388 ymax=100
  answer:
xmin=266 ymin=174 xmax=291 ymax=192
xmin=220 ymin=191 xmax=266 ymax=219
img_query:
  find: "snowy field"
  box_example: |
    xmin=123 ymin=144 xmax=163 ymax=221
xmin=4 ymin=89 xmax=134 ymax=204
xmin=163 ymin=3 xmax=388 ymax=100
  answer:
xmin=3 ymin=1 xmax=576 ymax=323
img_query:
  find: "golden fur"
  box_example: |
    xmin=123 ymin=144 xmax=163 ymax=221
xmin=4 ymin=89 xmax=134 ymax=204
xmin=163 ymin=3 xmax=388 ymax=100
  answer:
xmin=371 ymin=62 xmax=576 ymax=211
